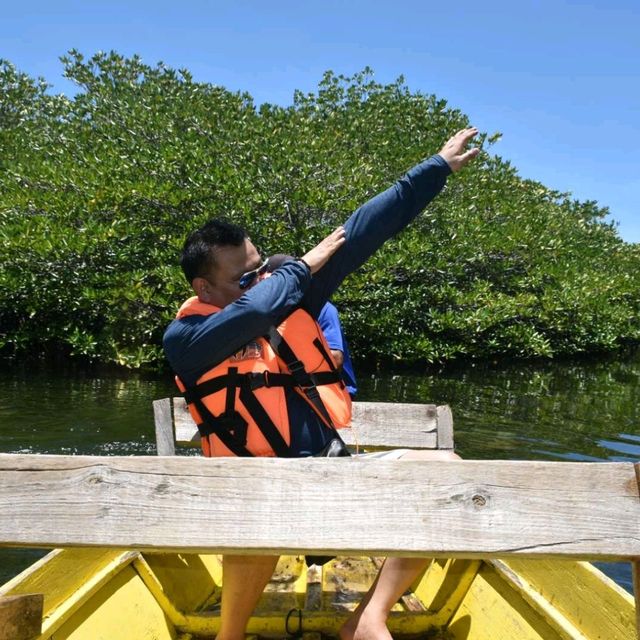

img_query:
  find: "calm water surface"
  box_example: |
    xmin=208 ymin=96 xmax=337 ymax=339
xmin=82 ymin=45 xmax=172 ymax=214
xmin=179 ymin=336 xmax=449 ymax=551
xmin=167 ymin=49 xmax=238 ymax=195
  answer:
xmin=1 ymin=352 xmax=639 ymax=592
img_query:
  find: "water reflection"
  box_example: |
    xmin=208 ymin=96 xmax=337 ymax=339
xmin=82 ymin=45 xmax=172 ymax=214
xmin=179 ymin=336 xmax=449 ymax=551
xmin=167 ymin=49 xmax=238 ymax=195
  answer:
xmin=0 ymin=351 xmax=638 ymax=591
xmin=0 ymin=365 xmax=175 ymax=456
xmin=357 ymin=353 xmax=640 ymax=463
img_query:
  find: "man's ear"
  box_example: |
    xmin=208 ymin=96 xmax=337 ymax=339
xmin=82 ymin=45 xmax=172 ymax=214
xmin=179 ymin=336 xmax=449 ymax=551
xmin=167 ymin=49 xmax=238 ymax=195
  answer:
xmin=192 ymin=276 xmax=211 ymax=300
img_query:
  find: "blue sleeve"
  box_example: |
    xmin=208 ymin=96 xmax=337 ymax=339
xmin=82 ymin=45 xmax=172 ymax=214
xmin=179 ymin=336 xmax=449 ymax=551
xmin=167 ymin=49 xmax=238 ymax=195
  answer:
xmin=304 ymin=154 xmax=451 ymax=316
xmin=317 ymin=303 xmax=344 ymax=352
xmin=163 ymin=261 xmax=310 ymax=386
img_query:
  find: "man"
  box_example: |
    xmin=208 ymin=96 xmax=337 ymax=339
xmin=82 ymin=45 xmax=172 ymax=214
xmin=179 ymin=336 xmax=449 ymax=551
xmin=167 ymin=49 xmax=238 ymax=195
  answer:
xmin=267 ymin=253 xmax=358 ymax=397
xmin=163 ymin=127 xmax=479 ymax=639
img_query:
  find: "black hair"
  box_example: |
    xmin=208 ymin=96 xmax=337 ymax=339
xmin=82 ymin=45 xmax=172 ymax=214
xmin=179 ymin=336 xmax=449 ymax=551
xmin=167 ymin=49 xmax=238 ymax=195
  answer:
xmin=266 ymin=253 xmax=295 ymax=273
xmin=180 ymin=219 xmax=247 ymax=284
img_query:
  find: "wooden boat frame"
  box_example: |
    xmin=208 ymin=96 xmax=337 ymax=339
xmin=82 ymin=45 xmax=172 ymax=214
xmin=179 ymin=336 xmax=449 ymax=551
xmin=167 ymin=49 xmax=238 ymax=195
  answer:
xmin=0 ymin=398 xmax=638 ymax=639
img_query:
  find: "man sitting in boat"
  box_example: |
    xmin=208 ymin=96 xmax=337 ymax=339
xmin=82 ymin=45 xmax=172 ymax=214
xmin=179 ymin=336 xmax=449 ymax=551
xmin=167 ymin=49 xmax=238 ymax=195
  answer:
xmin=163 ymin=127 xmax=479 ymax=640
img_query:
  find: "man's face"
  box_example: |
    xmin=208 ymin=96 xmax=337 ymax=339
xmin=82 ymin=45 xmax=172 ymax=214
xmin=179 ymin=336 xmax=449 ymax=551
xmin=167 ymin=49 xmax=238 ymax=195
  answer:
xmin=196 ymin=238 xmax=264 ymax=308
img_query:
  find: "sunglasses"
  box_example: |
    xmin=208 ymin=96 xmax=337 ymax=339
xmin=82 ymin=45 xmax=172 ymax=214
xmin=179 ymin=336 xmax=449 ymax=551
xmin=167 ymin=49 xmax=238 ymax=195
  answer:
xmin=239 ymin=259 xmax=269 ymax=290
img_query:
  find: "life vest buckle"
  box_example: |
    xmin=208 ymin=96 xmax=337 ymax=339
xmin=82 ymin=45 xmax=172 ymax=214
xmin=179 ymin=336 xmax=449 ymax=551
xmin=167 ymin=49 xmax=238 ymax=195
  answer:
xmin=249 ymin=370 xmax=272 ymax=390
xmin=287 ymin=359 xmax=306 ymax=374
xmin=287 ymin=359 xmax=315 ymax=389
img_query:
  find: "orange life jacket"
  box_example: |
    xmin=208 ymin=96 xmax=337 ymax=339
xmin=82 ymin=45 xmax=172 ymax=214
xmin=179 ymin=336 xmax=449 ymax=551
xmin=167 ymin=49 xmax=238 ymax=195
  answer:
xmin=174 ymin=297 xmax=352 ymax=457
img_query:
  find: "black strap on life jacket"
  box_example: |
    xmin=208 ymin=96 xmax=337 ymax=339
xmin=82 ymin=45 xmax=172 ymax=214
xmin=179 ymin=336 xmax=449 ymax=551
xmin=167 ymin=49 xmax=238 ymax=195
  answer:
xmin=185 ymin=370 xmax=340 ymax=401
xmin=183 ymin=366 xmax=293 ymax=458
xmin=265 ymin=326 xmax=343 ymax=433
xmin=237 ymin=382 xmax=291 ymax=457
xmin=187 ymin=366 xmax=253 ymax=457
xmin=190 ymin=393 xmax=253 ymax=457
xmin=181 ymin=324 xmax=345 ymax=457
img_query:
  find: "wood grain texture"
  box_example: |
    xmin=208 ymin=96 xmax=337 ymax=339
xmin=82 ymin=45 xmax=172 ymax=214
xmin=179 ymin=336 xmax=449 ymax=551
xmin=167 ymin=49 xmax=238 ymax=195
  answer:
xmin=436 ymin=405 xmax=454 ymax=450
xmin=172 ymin=397 xmax=446 ymax=449
xmin=153 ymin=399 xmax=175 ymax=456
xmin=0 ymin=594 xmax=43 ymax=640
xmin=0 ymin=454 xmax=638 ymax=560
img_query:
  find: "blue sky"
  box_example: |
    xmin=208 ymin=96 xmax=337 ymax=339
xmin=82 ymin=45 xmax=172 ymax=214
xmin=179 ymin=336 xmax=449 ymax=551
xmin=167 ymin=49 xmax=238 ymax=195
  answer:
xmin=3 ymin=0 xmax=639 ymax=242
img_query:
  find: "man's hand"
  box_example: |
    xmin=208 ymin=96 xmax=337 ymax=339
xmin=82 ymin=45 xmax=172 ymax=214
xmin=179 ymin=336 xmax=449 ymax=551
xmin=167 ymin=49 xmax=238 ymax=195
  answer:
xmin=300 ymin=226 xmax=347 ymax=274
xmin=438 ymin=127 xmax=480 ymax=173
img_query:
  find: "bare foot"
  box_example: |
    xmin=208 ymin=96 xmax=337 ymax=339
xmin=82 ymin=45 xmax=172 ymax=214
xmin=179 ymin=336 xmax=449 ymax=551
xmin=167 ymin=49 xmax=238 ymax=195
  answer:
xmin=339 ymin=613 xmax=392 ymax=640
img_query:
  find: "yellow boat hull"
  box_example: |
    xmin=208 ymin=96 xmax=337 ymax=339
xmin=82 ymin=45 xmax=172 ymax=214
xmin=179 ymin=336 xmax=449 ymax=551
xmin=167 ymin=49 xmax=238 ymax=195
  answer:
xmin=1 ymin=548 xmax=635 ymax=639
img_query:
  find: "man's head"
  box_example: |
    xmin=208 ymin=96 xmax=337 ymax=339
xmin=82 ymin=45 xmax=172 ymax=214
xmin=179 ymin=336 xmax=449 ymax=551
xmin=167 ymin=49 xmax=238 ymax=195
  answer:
xmin=181 ymin=219 xmax=264 ymax=308
xmin=266 ymin=253 xmax=295 ymax=273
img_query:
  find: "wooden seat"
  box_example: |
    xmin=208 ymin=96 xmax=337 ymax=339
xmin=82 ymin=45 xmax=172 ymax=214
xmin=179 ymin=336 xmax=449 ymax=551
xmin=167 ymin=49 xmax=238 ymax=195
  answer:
xmin=153 ymin=397 xmax=455 ymax=456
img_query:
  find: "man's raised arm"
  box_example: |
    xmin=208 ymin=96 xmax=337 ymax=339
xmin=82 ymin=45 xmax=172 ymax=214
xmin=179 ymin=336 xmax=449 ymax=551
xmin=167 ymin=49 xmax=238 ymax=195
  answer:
xmin=304 ymin=127 xmax=480 ymax=314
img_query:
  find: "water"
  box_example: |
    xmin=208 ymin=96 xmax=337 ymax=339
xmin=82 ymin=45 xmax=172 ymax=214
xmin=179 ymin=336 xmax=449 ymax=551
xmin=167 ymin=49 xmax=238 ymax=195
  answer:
xmin=1 ymin=353 xmax=638 ymax=593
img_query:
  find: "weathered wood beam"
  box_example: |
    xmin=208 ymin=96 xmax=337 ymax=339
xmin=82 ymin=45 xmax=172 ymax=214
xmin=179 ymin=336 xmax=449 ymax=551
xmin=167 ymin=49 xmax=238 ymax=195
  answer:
xmin=0 ymin=594 xmax=43 ymax=640
xmin=172 ymin=398 xmax=448 ymax=450
xmin=153 ymin=398 xmax=176 ymax=456
xmin=0 ymin=454 xmax=638 ymax=561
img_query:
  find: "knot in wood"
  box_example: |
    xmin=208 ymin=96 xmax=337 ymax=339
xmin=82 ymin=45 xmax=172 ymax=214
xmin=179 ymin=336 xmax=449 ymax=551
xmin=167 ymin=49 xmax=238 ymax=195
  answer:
xmin=472 ymin=494 xmax=487 ymax=507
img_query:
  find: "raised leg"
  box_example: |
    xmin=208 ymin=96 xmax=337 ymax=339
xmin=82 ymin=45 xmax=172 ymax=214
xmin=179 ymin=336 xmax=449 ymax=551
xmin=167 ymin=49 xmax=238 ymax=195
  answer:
xmin=215 ymin=554 xmax=279 ymax=640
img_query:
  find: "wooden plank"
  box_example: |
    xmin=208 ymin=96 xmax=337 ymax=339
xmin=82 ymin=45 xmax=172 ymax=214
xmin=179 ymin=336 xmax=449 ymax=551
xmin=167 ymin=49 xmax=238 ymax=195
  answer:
xmin=0 ymin=594 xmax=43 ymax=640
xmin=0 ymin=455 xmax=639 ymax=560
xmin=172 ymin=397 xmax=443 ymax=449
xmin=338 ymin=427 xmax=437 ymax=449
xmin=153 ymin=398 xmax=176 ymax=456
xmin=0 ymin=548 xmax=138 ymax=639
xmin=350 ymin=401 xmax=438 ymax=429
xmin=436 ymin=405 xmax=454 ymax=450
xmin=494 ymin=558 xmax=636 ymax=640
xmin=346 ymin=401 xmax=439 ymax=449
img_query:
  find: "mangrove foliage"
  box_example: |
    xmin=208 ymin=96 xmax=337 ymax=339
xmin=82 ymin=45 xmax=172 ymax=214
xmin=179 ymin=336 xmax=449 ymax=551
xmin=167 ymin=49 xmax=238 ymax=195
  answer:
xmin=1 ymin=51 xmax=639 ymax=370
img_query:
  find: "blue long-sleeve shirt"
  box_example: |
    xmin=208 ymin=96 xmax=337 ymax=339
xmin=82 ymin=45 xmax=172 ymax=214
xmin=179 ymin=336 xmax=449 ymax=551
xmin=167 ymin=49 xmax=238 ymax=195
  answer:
xmin=163 ymin=154 xmax=451 ymax=455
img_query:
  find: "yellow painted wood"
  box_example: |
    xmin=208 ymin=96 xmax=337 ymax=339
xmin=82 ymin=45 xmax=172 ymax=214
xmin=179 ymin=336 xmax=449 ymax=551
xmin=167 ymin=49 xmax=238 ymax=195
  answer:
xmin=492 ymin=560 xmax=594 ymax=640
xmin=0 ymin=548 xmax=137 ymax=637
xmin=51 ymin=565 xmax=175 ymax=640
xmin=177 ymin=609 xmax=443 ymax=636
xmin=411 ymin=558 xmax=482 ymax=626
xmin=133 ymin=556 xmax=188 ymax=627
xmin=410 ymin=558 xmax=443 ymax=604
xmin=633 ymin=559 xmax=640 ymax=640
xmin=37 ymin=551 xmax=140 ymax=639
xmin=254 ymin=555 xmax=307 ymax=614
xmin=141 ymin=553 xmax=220 ymax=613
xmin=1 ymin=548 xmax=635 ymax=639
xmin=0 ymin=549 xmax=130 ymax=607
xmin=498 ymin=558 xmax=636 ymax=640
xmin=448 ymin=564 xmax=562 ymax=640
